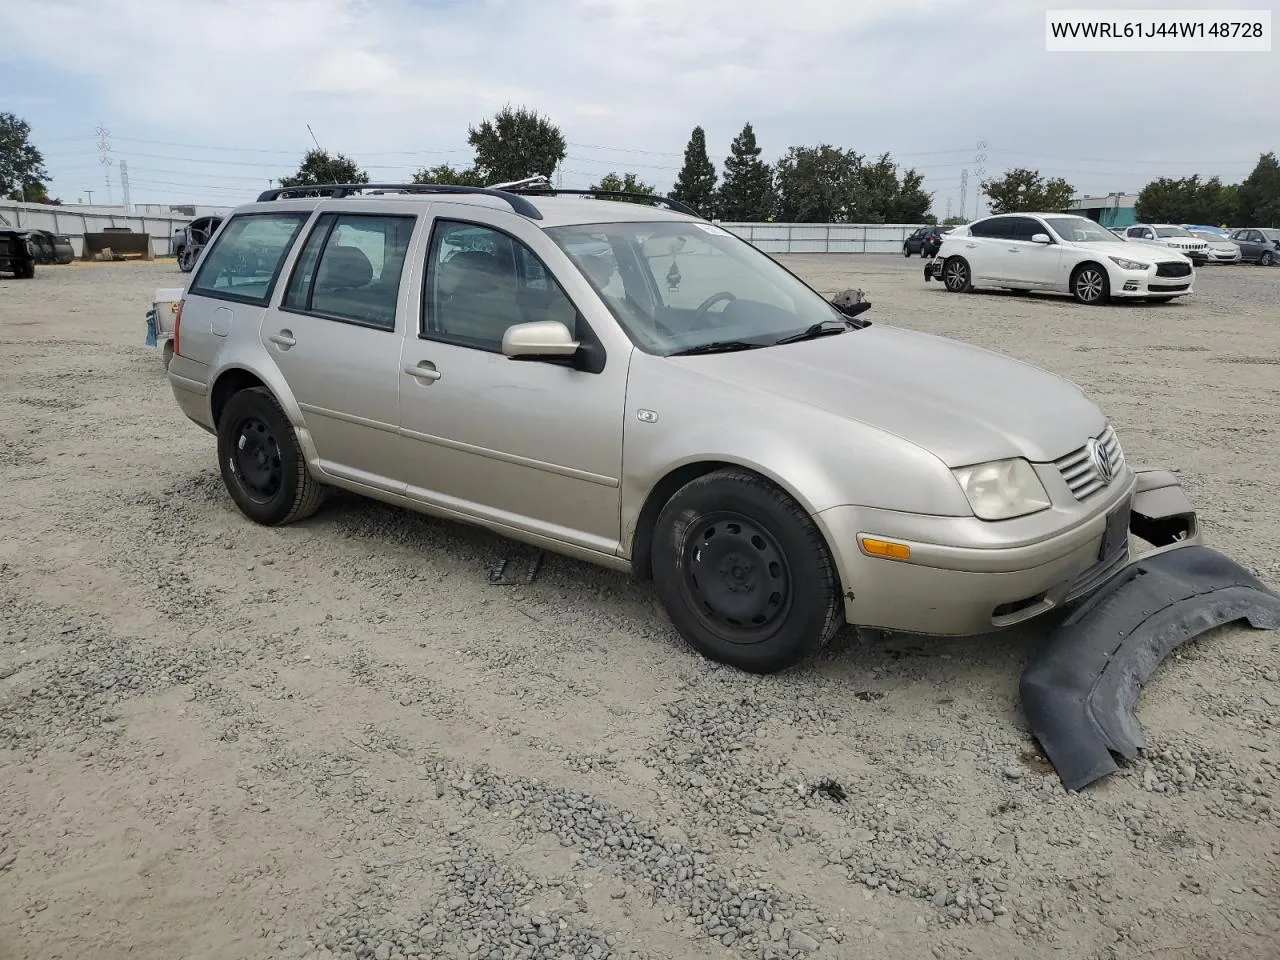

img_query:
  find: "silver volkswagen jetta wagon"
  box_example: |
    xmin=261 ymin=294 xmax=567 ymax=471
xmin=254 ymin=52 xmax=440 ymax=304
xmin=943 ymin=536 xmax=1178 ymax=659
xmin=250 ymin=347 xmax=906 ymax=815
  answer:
xmin=166 ymin=181 xmax=1199 ymax=673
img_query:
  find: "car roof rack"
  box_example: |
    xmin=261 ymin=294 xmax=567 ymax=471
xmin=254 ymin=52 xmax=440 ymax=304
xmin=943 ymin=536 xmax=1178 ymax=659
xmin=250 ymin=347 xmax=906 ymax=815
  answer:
xmin=254 ymin=182 xmax=544 ymax=220
xmin=501 ymin=181 xmax=703 ymax=219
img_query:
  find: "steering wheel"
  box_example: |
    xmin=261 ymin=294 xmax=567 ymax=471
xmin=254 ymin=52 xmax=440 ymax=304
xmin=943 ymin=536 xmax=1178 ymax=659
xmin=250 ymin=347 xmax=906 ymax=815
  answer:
xmin=692 ymin=291 xmax=737 ymax=326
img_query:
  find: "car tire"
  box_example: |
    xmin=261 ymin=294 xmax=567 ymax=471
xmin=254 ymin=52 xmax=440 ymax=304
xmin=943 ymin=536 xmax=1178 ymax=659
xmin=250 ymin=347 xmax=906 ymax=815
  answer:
xmin=903 ymin=244 xmax=912 ymax=258
xmin=217 ymin=386 xmax=326 ymax=526
xmin=651 ymin=469 xmax=843 ymax=674
xmin=177 ymin=246 xmax=196 ymax=272
xmin=1071 ymin=263 xmax=1110 ymax=305
xmin=14 ymin=259 xmax=35 ymax=279
xmin=1262 ymin=251 xmax=1275 ymax=266
xmin=942 ymin=256 xmax=972 ymax=293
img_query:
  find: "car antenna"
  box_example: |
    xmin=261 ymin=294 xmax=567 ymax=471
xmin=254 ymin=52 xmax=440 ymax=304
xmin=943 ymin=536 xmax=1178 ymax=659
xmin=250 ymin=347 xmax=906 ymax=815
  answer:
xmin=306 ymin=123 xmax=342 ymax=185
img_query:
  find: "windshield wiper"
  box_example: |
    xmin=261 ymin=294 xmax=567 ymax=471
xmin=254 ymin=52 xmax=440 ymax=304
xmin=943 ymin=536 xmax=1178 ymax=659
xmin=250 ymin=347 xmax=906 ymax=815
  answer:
xmin=668 ymin=339 xmax=770 ymax=357
xmin=772 ymin=320 xmax=851 ymax=345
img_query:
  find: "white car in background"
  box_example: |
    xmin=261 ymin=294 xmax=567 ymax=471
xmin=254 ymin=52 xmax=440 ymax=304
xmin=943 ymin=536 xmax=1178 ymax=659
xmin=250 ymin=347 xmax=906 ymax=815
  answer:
xmin=1123 ymin=223 xmax=1210 ymax=265
xmin=1188 ymin=229 xmax=1242 ymax=263
xmin=928 ymin=212 xmax=1195 ymax=304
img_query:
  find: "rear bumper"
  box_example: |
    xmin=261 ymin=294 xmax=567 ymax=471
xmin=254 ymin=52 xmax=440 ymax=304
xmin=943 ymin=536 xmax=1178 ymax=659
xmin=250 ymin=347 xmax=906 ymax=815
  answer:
xmin=167 ymin=356 xmax=215 ymax=434
xmin=818 ymin=468 xmax=1200 ymax=636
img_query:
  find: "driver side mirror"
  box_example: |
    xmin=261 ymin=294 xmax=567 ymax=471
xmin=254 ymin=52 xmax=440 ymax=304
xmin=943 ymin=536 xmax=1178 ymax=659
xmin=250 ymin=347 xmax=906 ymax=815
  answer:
xmin=502 ymin=320 xmax=580 ymax=360
xmin=1031 ymin=233 xmax=1052 ymax=244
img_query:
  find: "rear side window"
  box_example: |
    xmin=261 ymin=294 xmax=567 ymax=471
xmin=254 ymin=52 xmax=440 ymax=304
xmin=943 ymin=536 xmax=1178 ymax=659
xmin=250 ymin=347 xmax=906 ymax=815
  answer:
xmin=189 ymin=212 xmax=309 ymax=305
xmin=282 ymin=213 xmax=416 ymax=330
xmin=970 ymin=217 xmax=1016 ymax=240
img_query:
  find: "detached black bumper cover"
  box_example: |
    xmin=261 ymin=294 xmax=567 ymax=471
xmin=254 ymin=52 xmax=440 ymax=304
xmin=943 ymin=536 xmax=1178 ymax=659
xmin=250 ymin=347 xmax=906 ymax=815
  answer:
xmin=1021 ymin=544 xmax=1280 ymax=792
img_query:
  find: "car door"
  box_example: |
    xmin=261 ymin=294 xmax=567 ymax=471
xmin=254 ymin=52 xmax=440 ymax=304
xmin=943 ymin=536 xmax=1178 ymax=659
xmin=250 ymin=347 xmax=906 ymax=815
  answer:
xmin=965 ymin=216 xmax=1018 ymax=281
xmin=1002 ymin=216 xmax=1063 ymax=287
xmin=1237 ymin=230 xmax=1265 ymax=260
xmin=398 ymin=212 xmax=629 ymax=556
xmin=262 ymin=210 xmax=420 ymax=494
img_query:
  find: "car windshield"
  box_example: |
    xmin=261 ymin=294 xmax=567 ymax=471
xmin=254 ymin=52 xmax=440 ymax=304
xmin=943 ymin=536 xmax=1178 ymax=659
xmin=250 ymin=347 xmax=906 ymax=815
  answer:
xmin=1155 ymin=227 xmax=1194 ymax=238
xmin=1043 ymin=217 xmax=1121 ymax=243
xmin=1190 ymin=231 xmax=1225 ymax=242
xmin=546 ymin=220 xmax=847 ymax=356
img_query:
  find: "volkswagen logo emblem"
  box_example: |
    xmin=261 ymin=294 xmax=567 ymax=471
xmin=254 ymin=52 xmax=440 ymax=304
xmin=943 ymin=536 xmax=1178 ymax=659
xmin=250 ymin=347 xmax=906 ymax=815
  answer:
xmin=1087 ymin=437 xmax=1113 ymax=483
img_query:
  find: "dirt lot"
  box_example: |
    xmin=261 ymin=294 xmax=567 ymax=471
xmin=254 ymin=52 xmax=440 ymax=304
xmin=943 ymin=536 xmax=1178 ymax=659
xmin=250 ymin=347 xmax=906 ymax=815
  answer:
xmin=2 ymin=255 xmax=1279 ymax=960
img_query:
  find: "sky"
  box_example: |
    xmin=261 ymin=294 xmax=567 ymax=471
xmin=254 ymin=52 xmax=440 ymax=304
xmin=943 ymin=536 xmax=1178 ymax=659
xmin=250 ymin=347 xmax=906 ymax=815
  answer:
xmin=1 ymin=0 xmax=1276 ymax=218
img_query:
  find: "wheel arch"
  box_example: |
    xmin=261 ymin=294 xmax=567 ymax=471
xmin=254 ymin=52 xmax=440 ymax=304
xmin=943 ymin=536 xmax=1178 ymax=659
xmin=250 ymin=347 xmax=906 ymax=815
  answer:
xmin=210 ymin=364 xmax=323 ymax=471
xmin=628 ymin=457 xmax=838 ymax=585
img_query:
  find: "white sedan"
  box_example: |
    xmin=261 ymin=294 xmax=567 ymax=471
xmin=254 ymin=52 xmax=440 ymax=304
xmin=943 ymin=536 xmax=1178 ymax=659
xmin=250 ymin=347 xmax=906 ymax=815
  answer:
xmin=927 ymin=212 xmax=1195 ymax=305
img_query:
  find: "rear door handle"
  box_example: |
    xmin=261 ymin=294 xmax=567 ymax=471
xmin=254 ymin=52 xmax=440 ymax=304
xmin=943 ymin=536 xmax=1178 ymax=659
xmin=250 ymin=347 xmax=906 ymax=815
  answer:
xmin=404 ymin=361 xmax=441 ymax=383
xmin=269 ymin=331 xmax=296 ymax=347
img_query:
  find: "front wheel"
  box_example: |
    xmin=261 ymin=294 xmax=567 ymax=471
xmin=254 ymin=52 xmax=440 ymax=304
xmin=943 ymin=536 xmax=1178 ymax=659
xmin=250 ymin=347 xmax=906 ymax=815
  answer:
xmin=14 ymin=259 xmax=35 ymax=279
xmin=1261 ymin=251 xmax=1275 ymax=266
xmin=1071 ymin=263 xmax=1110 ymax=305
xmin=651 ymin=470 xmax=843 ymax=674
xmin=902 ymin=244 xmax=912 ymax=258
xmin=177 ymin=246 xmax=196 ymax=272
xmin=216 ymin=386 xmax=326 ymax=526
xmin=942 ymin=256 xmax=972 ymax=292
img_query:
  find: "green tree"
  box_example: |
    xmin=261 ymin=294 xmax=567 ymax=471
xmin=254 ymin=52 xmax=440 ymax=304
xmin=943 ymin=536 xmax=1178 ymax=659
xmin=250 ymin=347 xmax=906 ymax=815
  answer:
xmin=1238 ymin=151 xmax=1280 ymax=226
xmin=588 ymin=171 xmax=656 ymax=199
xmin=980 ymin=168 xmax=1075 ymax=214
xmin=412 ymin=163 xmax=485 ymax=186
xmin=773 ymin=145 xmax=861 ymax=222
xmin=942 ymin=215 xmax=968 ymax=225
xmin=279 ymin=148 xmax=368 ymax=188
xmin=890 ymin=168 xmax=933 ymax=221
xmin=1136 ymin=174 xmax=1240 ymax=224
xmin=716 ymin=122 xmax=775 ymax=221
xmin=670 ymin=126 xmax=718 ymax=217
xmin=467 ymin=105 xmax=566 ymax=184
xmin=0 ymin=112 xmax=51 ymax=199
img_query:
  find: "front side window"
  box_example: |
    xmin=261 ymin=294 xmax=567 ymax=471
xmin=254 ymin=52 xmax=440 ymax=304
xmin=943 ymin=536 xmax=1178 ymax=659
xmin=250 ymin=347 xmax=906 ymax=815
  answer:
xmin=1044 ymin=217 xmax=1121 ymax=243
xmin=422 ymin=220 xmax=579 ymax=350
xmin=546 ymin=220 xmax=848 ymax=356
xmin=189 ymin=212 xmax=309 ymax=305
xmin=282 ymin=213 xmax=415 ymax=330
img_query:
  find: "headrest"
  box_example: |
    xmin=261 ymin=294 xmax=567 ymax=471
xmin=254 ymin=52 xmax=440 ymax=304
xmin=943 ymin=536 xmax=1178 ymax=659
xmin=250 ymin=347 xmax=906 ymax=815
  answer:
xmin=317 ymin=245 xmax=374 ymax=289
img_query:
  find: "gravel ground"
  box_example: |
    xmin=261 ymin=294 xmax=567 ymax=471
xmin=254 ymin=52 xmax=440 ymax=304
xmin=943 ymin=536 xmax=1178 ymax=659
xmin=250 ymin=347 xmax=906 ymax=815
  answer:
xmin=2 ymin=255 xmax=1279 ymax=960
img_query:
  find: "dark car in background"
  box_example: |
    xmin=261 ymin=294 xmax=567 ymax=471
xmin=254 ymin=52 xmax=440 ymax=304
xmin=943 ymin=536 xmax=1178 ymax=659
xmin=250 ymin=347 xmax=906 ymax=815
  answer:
xmin=904 ymin=224 xmax=954 ymax=257
xmin=1227 ymin=227 xmax=1280 ymax=265
xmin=0 ymin=228 xmax=75 ymax=278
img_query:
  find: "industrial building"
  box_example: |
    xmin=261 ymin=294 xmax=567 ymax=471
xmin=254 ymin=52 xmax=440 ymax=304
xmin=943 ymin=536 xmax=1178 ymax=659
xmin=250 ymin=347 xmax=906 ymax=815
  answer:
xmin=1064 ymin=192 xmax=1139 ymax=228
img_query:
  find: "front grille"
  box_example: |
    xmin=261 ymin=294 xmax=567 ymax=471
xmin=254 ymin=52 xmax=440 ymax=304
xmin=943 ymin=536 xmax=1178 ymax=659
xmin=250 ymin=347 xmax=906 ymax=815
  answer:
xmin=1150 ymin=282 xmax=1190 ymax=292
xmin=1155 ymin=261 xmax=1192 ymax=278
xmin=1054 ymin=425 xmax=1124 ymax=500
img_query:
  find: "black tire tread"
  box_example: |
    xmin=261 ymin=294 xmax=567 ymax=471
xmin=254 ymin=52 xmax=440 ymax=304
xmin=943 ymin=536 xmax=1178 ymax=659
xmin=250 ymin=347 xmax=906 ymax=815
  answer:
xmin=222 ymin=387 xmax=326 ymax=525
xmin=653 ymin=468 xmax=842 ymax=673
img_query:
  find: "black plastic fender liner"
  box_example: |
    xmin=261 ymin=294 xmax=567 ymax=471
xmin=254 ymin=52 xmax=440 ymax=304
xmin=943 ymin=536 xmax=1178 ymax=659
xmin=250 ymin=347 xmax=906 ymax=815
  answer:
xmin=1019 ymin=545 xmax=1280 ymax=792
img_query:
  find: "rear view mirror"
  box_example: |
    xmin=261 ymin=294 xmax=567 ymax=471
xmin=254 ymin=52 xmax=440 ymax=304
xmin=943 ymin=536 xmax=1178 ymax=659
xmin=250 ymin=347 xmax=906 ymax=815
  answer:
xmin=502 ymin=320 xmax=580 ymax=359
xmin=1031 ymin=233 xmax=1052 ymax=244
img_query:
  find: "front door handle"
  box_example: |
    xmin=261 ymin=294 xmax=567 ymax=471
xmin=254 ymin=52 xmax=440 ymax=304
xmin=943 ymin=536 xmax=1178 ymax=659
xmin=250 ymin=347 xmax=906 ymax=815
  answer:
xmin=404 ymin=360 xmax=441 ymax=383
xmin=269 ymin=330 xmax=296 ymax=347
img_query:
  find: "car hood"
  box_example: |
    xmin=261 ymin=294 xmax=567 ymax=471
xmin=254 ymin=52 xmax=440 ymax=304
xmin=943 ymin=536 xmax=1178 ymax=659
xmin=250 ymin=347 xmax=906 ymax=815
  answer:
xmin=675 ymin=325 xmax=1104 ymax=467
xmin=1106 ymin=241 xmax=1191 ymax=262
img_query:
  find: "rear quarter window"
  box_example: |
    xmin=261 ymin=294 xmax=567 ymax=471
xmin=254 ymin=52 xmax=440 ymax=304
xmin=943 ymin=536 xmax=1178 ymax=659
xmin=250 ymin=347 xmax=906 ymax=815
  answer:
xmin=189 ymin=211 xmax=310 ymax=305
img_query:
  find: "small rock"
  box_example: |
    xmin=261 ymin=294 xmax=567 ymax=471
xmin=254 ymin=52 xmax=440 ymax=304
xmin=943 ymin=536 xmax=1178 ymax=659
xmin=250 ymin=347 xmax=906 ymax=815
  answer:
xmin=788 ymin=930 xmax=821 ymax=953
xmin=1003 ymin=766 xmax=1024 ymax=781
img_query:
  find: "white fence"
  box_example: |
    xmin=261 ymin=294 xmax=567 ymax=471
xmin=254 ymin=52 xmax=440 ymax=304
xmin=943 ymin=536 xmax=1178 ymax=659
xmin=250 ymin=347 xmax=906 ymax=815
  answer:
xmin=0 ymin=200 xmax=932 ymax=260
xmin=717 ymin=222 xmax=930 ymax=255
xmin=0 ymin=200 xmax=195 ymax=259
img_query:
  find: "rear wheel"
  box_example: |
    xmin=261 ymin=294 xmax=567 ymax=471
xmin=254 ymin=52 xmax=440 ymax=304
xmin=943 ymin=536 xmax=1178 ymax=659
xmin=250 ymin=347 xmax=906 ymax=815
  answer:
xmin=217 ymin=387 xmax=326 ymax=526
xmin=1071 ymin=263 xmax=1110 ymax=305
xmin=651 ymin=470 xmax=843 ymax=674
xmin=942 ymin=256 xmax=972 ymax=292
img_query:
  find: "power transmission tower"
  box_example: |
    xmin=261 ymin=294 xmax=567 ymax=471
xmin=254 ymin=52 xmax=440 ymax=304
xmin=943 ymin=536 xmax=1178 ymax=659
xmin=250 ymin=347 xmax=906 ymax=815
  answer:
xmin=96 ymin=123 xmax=114 ymax=205
xmin=120 ymin=160 xmax=132 ymax=212
xmin=973 ymin=140 xmax=987 ymax=216
xmin=959 ymin=169 xmax=968 ymax=220
xmin=945 ymin=197 xmax=952 ymax=221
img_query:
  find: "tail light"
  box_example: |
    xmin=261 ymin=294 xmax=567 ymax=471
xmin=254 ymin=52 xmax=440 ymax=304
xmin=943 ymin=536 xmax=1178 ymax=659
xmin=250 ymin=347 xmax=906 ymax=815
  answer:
xmin=173 ymin=299 xmax=184 ymax=357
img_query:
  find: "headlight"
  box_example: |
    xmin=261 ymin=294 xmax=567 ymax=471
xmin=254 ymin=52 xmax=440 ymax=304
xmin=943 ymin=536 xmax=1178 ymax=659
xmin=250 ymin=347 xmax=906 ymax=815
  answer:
xmin=952 ymin=458 xmax=1051 ymax=521
xmin=1108 ymin=256 xmax=1149 ymax=271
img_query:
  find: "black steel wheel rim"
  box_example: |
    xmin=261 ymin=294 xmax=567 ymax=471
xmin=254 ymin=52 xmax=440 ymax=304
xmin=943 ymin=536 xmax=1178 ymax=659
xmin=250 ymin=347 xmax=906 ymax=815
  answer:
xmin=679 ymin=512 xmax=792 ymax=643
xmin=230 ymin=416 xmax=283 ymax=502
xmin=944 ymin=260 xmax=967 ymax=290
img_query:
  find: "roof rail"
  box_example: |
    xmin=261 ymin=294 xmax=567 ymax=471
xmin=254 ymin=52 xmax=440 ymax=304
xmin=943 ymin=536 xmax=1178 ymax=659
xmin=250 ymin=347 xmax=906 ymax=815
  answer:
xmin=502 ymin=184 xmax=703 ymax=219
xmin=254 ymin=182 xmax=544 ymax=220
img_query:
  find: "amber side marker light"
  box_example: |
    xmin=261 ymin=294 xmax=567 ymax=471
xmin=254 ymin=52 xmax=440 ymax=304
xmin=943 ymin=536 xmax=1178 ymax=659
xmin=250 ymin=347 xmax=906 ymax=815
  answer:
xmin=859 ymin=536 xmax=912 ymax=560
